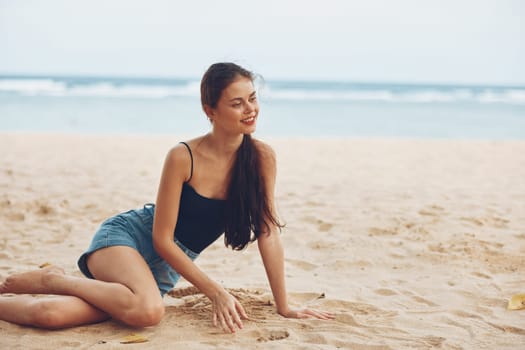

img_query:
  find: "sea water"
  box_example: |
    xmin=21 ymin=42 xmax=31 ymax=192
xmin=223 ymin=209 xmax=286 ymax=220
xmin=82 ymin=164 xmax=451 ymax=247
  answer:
xmin=0 ymin=76 xmax=524 ymax=139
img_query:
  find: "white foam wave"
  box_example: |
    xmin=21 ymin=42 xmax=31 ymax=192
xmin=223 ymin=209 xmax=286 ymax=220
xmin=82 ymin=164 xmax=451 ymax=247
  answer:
xmin=0 ymin=79 xmax=67 ymax=95
xmin=0 ymin=79 xmax=200 ymax=98
xmin=1 ymin=78 xmax=524 ymax=105
xmin=263 ymin=87 xmax=525 ymax=105
xmin=65 ymin=82 xmax=199 ymax=98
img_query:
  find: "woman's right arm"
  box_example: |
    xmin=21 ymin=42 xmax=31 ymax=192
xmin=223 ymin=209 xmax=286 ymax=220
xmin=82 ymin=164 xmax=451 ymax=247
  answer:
xmin=152 ymin=145 xmax=247 ymax=333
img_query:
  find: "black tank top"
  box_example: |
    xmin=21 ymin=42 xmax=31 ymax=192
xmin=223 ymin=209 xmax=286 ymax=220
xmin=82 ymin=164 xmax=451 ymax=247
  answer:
xmin=173 ymin=142 xmax=226 ymax=253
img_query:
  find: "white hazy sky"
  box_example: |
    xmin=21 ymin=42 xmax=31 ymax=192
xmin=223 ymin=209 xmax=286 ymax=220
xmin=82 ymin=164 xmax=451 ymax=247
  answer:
xmin=1 ymin=0 xmax=524 ymax=85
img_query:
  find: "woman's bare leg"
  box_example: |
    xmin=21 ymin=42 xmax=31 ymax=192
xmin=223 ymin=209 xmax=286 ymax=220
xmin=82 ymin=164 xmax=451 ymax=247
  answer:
xmin=0 ymin=266 xmax=65 ymax=294
xmin=0 ymin=246 xmax=166 ymax=328
xmin=0 ymin=295 xmax=109 ymax=329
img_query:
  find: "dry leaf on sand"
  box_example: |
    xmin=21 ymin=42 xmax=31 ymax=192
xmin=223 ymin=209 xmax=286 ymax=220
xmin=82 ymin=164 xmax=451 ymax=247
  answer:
xmin=507 ymin=294 xmax=525 ymax=310
xmin=120 ymin=334 xmax=148 ymax=344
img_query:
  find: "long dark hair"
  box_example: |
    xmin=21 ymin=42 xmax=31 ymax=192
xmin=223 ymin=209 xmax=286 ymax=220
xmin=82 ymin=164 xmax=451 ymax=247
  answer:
xmin=200 ymin=62 xmax=283 ymax=250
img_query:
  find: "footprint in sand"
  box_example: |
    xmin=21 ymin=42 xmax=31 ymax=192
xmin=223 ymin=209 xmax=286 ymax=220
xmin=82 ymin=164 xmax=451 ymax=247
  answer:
xmin=374 ymin=288 xmax=397 ymax=296
xmin=318 ymin=221 xmax=333 ymax=232
xmin=335 ymin=313 xmax=361 ymax=327
xmin=490 ymin=216 xmax=510 ymax=228
xmin=34 ymin=201 xmax=56 ymax=216
xmin=402 ymin=290 xmax=438 ymax=307
xmin=418 ymin=204 xmax=445 ymax=217
xmin=308 ymin=240 xmax=338 ymax=250
xmin=305 ymin=200 xmax=323 ymax=207
xmin=255 ymin=329 xmax=290 ymax=342
xmin=488 ymin=322 xmax=525 ymax=336
xmin=460 ymin=216 xmax=510 ymax=228
xmin=0 ymin=252 xmax=10 ymax=259
xmin=451 ymin=309 xmax=483 ymax=320
xmin=286 ymin=258 xmax=318 ymax=271
xmin=427 ymin=243 xmax=446 ymax=253
xmin=460 ymin=216 xmax=484 ymax=226
xmin=422 ymin=336 xmax=445 ymax=348
xmin=411 ymin=295 xmax=438 ymax=307
xmin=301 ymin=216 xmax=333 ymax=232
xmin=368 ymin=227 xmax=398 ymax=236
xmin=457 ymin=291 xmax=503 ymax=308
xmin=471 ymin=271 xmax=492 ymax=279
xmin=0 ymin=198 xmax=11 ymax=208
xmin=6 ymin=212 xmax=25 ymax=221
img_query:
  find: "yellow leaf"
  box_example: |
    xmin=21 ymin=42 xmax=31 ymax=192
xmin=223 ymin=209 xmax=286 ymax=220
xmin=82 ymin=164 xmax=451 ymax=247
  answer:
xmin=507 ymin=294 xmax=525 ymax=310
xmin=120 ymin=334 xmax=148 ymax=344
xmin=39 ymin=262 xmax=52 ymax=268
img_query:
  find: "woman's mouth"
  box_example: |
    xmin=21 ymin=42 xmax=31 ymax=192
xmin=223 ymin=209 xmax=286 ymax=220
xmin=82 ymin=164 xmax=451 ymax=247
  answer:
xmin=241 ymin=116 xmax=256 ymax=125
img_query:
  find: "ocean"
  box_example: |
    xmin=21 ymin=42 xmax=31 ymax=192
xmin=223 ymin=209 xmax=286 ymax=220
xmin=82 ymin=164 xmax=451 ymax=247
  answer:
xmin=1 ymin=75 xmax=524 ymax=139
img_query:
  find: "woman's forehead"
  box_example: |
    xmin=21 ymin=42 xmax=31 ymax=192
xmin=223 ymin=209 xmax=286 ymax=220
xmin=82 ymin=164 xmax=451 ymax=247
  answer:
xmin=222 ymin=78 xmax=255 ymax=98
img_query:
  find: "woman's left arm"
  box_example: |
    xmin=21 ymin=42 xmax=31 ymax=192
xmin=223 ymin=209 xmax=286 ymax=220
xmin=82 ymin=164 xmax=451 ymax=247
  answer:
xmin=256 ymin=142 xmax=334 ymax=320
xmin=257 ymin=229 xmax=333 ymax=319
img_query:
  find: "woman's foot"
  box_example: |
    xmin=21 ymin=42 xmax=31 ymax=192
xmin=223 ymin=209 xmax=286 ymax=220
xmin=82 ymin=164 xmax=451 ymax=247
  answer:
xmin=0 ymin=266 xmax=65 ymax=294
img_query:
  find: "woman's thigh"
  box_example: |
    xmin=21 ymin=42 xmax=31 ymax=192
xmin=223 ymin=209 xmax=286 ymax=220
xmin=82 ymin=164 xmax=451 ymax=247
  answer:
xmin=87 ymin=246 xmax=161 ymax=300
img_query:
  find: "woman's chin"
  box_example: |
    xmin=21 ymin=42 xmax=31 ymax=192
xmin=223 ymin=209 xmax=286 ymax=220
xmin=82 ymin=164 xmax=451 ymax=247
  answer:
xmin=242 ymin=125 xmax=257 ymax=135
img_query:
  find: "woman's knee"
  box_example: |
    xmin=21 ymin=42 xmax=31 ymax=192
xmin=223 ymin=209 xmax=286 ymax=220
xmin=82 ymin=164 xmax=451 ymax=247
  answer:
xmin=30 ymin=300 xmax=69 ymax=329
xmin=122 ymin=298 xmax=165 ymax=327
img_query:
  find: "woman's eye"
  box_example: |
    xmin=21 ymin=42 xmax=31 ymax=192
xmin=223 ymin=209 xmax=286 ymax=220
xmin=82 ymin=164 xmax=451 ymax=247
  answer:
xmin=232 ymin=103 xmax=241 ymax=108
xmin=249 ymin=97 xmax=257 ymax=102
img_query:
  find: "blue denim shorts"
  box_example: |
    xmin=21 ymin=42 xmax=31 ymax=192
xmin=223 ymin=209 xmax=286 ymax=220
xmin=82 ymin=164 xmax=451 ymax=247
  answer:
xmin=77 ymin=204 xmax=198 ymax=296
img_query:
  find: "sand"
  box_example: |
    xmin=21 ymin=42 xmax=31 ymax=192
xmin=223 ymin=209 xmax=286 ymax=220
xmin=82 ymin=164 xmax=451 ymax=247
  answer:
xmin=0 ymin=133 xmax=524 ymax=349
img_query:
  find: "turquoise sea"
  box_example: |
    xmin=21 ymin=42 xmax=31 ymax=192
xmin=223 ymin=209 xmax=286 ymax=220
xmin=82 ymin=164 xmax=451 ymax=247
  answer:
xmin=1 ymin=75 xmax=524 ymax=139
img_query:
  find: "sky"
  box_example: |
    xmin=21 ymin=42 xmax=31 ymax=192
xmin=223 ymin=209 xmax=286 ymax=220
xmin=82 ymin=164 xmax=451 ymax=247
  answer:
xmin=1 ymin=0 xmax=524 ymax=85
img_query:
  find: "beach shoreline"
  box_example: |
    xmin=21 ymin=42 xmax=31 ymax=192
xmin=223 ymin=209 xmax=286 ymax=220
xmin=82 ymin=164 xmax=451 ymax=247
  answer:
xmin=1 ymin=133 xmax=524 ymax=349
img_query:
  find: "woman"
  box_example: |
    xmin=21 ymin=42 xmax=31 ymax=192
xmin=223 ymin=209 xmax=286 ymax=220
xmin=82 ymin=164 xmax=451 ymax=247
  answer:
xmin=0 ymin=62 xmax=334 ymax=333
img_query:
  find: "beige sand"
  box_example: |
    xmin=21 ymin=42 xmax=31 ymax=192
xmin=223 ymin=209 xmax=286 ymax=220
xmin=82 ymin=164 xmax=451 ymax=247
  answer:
xmin=0 ymin=133 xmax=524 ymax=349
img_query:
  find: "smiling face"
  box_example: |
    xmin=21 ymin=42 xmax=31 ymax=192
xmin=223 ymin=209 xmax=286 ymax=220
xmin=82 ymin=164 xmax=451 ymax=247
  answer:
xmin=205 ymin=76 xmax=259 ymax=136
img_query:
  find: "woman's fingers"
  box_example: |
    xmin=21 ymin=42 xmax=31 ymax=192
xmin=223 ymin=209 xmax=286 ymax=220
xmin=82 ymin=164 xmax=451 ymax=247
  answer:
xmin=302 ymin=309 xmax=335 ymax=320
xmin=212 ymin=312 xmax=218 ymax=327
xmin=224 ymin=310 xmax=237 ymax=333
xmin=216 ymin=309 xmax=237 ymax=333
xmin=217 ymin=311 xmax=233 ymax=333
xmin=211 ymin=290 xmax=248 ymax=333
xmin=235 ymin=299 xmax=249 ymax=320
xmin=296 ymin=311 xmax=312 ymax=319
xmin=230 ymin=306 xmax=243 ymax=330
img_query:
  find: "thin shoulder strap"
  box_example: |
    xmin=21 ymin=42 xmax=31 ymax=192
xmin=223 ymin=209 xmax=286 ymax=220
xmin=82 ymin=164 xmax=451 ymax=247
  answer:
xmin=179 ymin=142 xmax=194 ymax=182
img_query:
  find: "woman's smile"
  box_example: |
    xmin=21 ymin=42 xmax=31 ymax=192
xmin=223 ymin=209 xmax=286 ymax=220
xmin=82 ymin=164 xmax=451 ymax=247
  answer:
xmin=241 ymin=116 xmax=256 ymax=125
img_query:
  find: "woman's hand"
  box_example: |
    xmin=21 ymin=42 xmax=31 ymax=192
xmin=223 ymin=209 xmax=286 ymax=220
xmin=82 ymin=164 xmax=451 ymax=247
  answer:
xmin=278 ymin=308 xmax=335 ymax=320
xmin=211 ymin=288 xmax=248 ymax=333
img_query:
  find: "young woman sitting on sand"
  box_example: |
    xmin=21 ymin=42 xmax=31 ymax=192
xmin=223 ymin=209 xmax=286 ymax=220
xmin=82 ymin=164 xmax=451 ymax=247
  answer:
xmin=0 ymin=62 xmax=334 ymax=333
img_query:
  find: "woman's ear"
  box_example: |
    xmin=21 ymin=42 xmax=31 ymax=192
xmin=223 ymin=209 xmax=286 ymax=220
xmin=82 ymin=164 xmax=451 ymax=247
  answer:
xmin=203 ymin=104 xmax=215 ymax=122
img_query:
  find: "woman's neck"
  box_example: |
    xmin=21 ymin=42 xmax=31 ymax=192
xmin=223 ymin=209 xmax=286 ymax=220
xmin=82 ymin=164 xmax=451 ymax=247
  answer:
xmin=205 ymin=131 xmax=244 ymax=158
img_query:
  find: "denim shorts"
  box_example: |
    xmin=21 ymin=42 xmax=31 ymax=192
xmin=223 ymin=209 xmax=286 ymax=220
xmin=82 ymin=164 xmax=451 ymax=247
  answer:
xmin=77 ymin=204 xmax=199 ymax=296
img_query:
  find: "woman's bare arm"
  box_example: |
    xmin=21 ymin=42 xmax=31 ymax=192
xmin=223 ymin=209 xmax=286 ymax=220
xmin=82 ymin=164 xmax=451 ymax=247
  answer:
xmin=152 ymin=144 xmax=247 ymax=332
xmin=152 ymin=144 xmax=221 ymax=297
xmin=256 ymin=142 xmax=334 ymax=320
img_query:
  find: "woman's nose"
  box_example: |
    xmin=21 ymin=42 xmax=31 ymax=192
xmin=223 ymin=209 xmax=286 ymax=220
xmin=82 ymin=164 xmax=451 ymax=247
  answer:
xmin=244 ymin=101 xmax=256 ymax=114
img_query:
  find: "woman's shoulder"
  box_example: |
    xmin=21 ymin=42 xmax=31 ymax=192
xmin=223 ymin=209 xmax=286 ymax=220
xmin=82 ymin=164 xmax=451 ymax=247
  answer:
xmin=253 ymin=138 xmax=276 ymax=161
xmin=253 ymin=138 xmax=277 ymax=174
xmin=163 ymin=138 xmax=204 ymax=181
xmin=166 ymin=136 xmax=206 ymax=159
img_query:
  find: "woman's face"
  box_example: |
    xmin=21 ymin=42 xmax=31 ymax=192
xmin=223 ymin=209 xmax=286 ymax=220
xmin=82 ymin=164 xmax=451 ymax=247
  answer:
xmin=208 ymin=76 xmax=259 ymax=135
